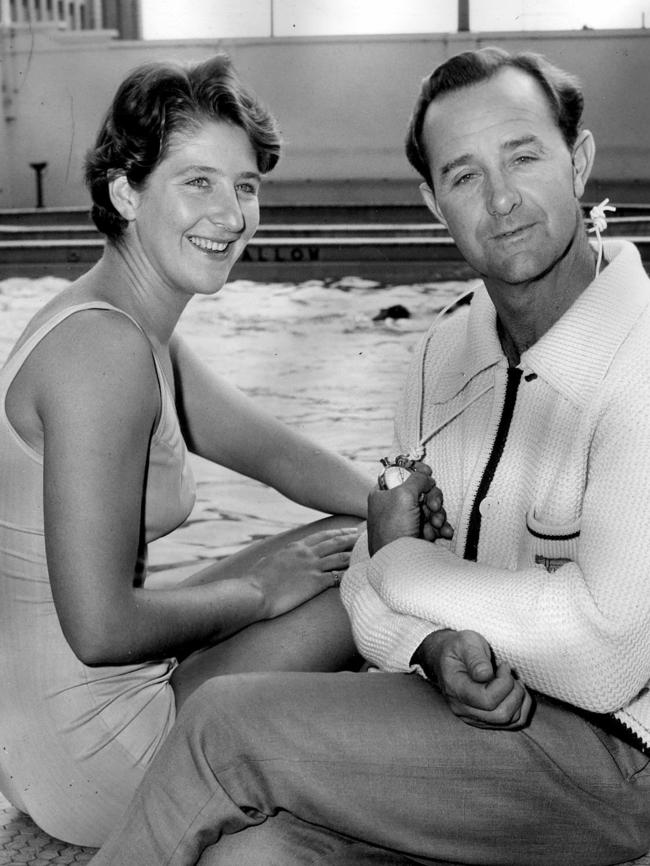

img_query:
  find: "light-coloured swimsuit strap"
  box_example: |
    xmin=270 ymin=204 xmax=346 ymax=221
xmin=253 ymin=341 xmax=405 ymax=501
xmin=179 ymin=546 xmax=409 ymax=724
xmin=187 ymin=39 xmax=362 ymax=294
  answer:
xmin=1 ymin=301 xmax=171 ymax=414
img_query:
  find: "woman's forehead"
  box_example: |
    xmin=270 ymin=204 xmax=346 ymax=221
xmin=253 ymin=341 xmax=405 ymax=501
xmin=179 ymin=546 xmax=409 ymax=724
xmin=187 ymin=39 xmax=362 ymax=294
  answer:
xmin=163 ymin=121 xmax=257 ymax=168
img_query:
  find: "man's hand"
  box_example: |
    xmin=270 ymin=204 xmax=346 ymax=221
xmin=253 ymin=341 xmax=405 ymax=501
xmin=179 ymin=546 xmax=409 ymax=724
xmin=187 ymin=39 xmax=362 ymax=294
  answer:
xmin=420 ymin=483 xmax=454 ymax=544
xmin=411 ymin=629 xmax=533 ymax=730
xmin=368 ymin=463 xmax=453 ymax=556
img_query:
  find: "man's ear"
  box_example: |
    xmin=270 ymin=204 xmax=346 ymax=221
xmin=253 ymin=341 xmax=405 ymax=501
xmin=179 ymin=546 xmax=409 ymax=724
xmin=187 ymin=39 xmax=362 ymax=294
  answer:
xmin=108 ymin=173 xmax=139 ymax=222
xmin=571 ymin=130 xmax=596 ymax=199
xmin=419 ymin=182 xmax=448 ymax=229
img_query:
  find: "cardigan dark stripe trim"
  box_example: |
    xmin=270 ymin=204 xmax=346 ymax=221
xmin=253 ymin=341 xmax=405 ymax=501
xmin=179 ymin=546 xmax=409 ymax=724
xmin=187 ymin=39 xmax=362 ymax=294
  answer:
xmin=464 ymin=366 xmax=523 ymax=562
xmin=526 ymin=524 xmax=581 ymax=541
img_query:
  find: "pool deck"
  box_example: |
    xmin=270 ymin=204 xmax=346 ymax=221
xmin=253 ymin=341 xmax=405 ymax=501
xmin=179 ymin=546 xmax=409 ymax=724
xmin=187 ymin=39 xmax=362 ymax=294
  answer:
xmin=0 ymin=794 xmax=95 ymax=864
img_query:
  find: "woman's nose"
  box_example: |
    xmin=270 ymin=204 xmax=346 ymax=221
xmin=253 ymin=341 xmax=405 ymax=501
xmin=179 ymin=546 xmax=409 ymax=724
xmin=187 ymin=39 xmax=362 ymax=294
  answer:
xmin=207 ymin=185 xmax=245 ymax=234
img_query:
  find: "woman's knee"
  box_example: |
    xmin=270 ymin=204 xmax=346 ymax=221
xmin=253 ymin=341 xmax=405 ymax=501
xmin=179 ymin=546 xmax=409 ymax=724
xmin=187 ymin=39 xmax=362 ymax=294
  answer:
xmin=171 ymin=588 xmax=360 ymax=709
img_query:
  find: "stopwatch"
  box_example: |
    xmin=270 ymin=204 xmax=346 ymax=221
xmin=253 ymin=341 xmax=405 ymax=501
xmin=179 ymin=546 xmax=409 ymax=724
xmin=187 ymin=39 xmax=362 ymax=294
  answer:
xmin=377 ymin=455 xmax=417 ymax=490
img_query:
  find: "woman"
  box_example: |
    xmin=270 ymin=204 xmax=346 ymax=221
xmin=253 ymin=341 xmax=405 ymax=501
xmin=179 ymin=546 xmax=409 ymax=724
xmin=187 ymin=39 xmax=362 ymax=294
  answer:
xmin=0 ymin=55 xmax=368 ymax=847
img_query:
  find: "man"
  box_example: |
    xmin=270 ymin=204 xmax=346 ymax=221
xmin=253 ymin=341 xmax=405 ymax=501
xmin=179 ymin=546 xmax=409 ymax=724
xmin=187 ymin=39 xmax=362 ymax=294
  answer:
xmin=90 ymin=48 xmax=650 ymax=866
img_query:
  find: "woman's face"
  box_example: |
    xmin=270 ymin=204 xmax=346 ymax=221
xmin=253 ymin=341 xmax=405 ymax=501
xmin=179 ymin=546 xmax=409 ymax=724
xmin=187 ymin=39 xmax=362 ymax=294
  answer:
xmin=125 ymin=119 xmax=261 ymax=297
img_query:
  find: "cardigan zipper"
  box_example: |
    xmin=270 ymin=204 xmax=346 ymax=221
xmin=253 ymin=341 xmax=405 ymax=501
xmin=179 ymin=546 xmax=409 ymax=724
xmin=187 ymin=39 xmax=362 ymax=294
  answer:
xmin=463 ymin=366 xmax=523 ymax=562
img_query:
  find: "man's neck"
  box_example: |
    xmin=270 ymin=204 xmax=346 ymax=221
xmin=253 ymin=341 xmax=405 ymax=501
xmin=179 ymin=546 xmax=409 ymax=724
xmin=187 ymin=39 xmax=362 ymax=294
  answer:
xmin=488 ymin=234 xmax=598 ymax=366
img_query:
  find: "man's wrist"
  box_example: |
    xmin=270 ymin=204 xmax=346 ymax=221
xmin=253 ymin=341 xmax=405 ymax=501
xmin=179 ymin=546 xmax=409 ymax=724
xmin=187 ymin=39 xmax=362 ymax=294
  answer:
xmin=410 ymin=628 xmax=455 ymax=674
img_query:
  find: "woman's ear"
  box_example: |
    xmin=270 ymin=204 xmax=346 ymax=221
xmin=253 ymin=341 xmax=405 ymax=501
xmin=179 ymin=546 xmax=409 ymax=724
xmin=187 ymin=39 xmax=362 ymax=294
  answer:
xmin=419 ymin=182 xmax=448 ymax=229
xmin=571 ymin=130 xmax=596 ymax=199
xmin=108 ymin=173 xmax=139 ymax=222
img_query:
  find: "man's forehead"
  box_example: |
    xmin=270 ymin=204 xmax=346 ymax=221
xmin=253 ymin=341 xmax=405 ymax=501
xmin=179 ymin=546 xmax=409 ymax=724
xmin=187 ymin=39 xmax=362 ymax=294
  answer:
xmin=420 ymin=68 xmax=559 ymax=172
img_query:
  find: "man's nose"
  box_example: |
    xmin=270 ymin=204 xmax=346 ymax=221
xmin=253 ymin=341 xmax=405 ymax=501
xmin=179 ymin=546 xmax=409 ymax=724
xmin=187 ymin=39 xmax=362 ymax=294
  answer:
xmin=485 ymin=173 xmax=522 ymax=217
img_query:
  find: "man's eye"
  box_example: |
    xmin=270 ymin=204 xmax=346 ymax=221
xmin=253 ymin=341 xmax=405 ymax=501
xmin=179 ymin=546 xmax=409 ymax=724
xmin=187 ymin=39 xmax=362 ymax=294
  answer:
xmin=453 ymin=172 xmax=475 ymax=186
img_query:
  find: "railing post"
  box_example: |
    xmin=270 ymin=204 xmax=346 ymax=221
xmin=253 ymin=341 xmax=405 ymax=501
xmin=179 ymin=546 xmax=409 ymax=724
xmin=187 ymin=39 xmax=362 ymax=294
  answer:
xmin=0 ymin=0 xmax=10 ymax=25
xmin=458 ymin=0 xmax=470 ymax=32
xmin=29 ymin=162 xmax=47 ymax=208
xmin=90 ymin=0 xmax=101 ymax=29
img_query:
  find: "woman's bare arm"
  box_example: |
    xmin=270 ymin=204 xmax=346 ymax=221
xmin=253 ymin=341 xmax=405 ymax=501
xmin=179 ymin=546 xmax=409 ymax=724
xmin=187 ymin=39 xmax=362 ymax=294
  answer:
xmin=171 ymin=333 xmax=370 ymax=519
xmin=34 ymin=312 xmax=354 ymax=666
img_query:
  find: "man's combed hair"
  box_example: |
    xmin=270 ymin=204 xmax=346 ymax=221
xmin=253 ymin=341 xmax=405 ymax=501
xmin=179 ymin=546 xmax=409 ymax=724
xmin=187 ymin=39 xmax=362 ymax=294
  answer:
xmin=405 ymin=47 xmax=584 ymax=189
xmin=85 ymin=54 xmax=282 ymax=240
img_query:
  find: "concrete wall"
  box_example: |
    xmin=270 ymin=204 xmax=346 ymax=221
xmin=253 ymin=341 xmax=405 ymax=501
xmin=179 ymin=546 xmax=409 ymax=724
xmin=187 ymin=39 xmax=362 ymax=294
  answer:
xmin=1 ymin=25 xmax=649 ymax=209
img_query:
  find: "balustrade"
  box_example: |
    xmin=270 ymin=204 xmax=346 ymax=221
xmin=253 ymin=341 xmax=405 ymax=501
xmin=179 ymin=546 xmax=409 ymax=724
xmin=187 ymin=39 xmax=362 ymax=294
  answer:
xmin=0 ymin=0 xmax=102 ymax=30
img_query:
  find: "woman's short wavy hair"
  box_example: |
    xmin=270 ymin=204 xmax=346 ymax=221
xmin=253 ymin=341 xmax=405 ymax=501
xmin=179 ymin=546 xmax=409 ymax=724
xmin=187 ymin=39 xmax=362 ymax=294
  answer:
xmin=85 ymin=54 xmax=282 ymax=241
xmin=405 ymin=47 xmax=584 ymax=190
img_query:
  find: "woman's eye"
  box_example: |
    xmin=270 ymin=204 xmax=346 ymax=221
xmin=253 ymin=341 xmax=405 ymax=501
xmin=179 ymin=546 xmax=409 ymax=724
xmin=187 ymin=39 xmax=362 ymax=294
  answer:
xmin=186 ymin=176 xmax=210 ymax=188
xmin=237 ymin=182 xmax=259 ymax=195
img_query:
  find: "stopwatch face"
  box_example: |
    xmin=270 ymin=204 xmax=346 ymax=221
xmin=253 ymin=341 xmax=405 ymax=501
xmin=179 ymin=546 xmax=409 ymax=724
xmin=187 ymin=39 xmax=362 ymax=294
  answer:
xmin=380 ymin=464 xmax=414 ymax=489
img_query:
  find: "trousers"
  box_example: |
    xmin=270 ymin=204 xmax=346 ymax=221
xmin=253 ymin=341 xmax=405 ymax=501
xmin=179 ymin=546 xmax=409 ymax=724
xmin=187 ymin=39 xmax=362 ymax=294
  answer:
xmin=89 ymin=671 xmax=650 ymax=866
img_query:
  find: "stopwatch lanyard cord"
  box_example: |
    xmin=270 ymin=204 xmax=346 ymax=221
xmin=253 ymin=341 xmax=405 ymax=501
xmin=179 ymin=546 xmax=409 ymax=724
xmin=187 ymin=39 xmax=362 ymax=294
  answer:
xmin=588 ymin=197 xmax=615 ymax=277
xmin=407 ymin=382 xmax=494 ymax=462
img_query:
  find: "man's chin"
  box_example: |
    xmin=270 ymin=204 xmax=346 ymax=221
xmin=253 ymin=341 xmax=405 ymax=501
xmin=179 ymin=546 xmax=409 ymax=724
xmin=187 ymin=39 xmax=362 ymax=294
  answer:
xmin=477 ymin=247 xmax=565 ymax=288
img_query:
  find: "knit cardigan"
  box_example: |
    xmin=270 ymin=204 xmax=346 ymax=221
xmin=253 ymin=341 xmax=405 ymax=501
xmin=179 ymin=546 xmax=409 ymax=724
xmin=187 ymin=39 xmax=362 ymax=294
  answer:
xmin=341 ymin=240 xmax=650 ymax=750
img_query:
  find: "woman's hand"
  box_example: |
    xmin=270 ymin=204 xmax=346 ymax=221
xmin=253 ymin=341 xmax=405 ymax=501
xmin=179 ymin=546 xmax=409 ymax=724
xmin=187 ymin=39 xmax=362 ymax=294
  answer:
xmin=252 ymin=527 xmax=360 ymax=619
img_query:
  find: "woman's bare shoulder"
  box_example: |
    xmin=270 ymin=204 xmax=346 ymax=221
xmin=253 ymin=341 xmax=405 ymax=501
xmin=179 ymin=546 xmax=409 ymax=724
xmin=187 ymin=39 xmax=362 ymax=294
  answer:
xmin=7 ymin=301 xmax=159 ymax=451
xmin=32 ymin=304 xmax=153 ymax=380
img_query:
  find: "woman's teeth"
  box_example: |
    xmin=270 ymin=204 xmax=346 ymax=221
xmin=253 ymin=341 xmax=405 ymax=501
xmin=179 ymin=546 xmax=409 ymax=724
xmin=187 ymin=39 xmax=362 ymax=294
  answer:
xmin=189 ymin=237 xmax=229 ymax=252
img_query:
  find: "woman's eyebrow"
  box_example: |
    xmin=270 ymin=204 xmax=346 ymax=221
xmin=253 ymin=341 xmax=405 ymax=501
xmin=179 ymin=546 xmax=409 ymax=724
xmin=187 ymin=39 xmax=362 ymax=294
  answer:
xmin=179 ymin=165 xmax=261 ymax=182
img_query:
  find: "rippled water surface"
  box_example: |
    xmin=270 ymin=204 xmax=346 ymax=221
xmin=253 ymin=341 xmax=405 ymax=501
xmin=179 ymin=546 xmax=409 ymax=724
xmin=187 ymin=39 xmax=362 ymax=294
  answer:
xmin=0 ymin=275 xmax=470 ymax=579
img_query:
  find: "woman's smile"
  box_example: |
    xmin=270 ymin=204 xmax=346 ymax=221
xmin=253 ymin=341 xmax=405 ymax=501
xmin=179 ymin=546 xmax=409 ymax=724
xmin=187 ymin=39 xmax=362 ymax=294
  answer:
xmin=187 ymin=235 xmax=235 ymax=255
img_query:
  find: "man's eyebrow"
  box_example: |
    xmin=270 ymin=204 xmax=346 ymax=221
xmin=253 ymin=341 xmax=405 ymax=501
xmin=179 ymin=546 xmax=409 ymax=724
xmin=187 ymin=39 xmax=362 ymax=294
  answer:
xmin=180 ymin=165 xmax=262 ymax=181
xmin=502 ymin=134 xmax=544 ymax=151
xmin=438 ymin=154 xmax=473 ymax=180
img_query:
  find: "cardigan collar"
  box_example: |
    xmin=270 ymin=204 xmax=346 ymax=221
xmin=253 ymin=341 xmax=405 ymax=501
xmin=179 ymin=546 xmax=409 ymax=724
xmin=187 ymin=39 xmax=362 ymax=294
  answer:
xmin=522 ymin=240 xmax=650 ymax=406
xmin=439 ymin=240 xmax=650 ymax=407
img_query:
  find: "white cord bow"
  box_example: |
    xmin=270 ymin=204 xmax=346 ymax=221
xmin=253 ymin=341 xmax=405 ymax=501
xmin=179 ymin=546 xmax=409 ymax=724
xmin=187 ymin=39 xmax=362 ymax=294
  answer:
xmin=588 ymin=198 xmax=616 ymax=276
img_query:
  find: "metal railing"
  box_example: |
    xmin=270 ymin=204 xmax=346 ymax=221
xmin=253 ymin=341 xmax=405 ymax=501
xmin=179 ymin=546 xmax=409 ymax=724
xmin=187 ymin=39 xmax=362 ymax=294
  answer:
xmin=0 ymin=0 xmax=102 ymax=30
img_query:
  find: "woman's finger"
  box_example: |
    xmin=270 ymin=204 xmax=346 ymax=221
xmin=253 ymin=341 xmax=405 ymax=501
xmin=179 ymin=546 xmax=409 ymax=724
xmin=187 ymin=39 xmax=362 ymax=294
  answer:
xmin=318 ymin=550 xmax=352 ymax=572
xmin=309 ymin=532 xmax=360 ymax=557
xmin=302 ymin=527 xmax=360 ymax=549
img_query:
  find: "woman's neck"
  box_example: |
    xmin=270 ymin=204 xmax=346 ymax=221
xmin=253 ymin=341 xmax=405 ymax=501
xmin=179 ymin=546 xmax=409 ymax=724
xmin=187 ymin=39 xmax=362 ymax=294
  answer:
xmin=84 ymin=244 xmax=189 ymax=347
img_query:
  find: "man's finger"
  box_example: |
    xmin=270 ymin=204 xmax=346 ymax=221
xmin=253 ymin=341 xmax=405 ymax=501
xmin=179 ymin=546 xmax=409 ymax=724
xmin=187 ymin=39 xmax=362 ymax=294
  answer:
xmin=458 ymin=631 xmax=495 ymax=683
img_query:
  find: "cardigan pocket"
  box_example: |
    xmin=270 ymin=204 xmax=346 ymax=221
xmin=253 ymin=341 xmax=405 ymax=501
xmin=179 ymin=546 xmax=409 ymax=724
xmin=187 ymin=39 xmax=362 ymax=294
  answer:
xmin=520 ymin=508 xmax=581 ymax=572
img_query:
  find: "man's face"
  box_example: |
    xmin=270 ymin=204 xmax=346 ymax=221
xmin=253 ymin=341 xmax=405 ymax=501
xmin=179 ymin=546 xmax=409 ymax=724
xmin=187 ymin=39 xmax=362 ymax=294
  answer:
xmin=421 ymin=67 xmax=584 ymax=287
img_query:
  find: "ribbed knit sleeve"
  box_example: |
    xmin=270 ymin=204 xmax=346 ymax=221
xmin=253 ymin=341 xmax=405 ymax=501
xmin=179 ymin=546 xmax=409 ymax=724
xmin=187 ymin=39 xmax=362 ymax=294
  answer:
xmin=342 ymin=540 xmax=439 ymax=672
